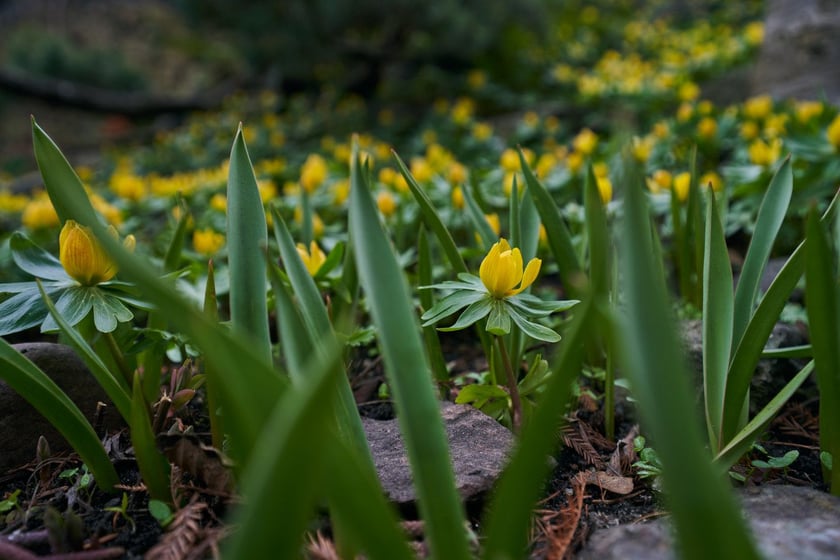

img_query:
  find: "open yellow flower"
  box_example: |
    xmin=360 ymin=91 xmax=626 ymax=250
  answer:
xmin=479 ymin=238 xmax=541 ymax=299
xmin=60 ymin=220 xmax=135 ymax=286
xmin=296 ymin=241 xmax=327 ymax=276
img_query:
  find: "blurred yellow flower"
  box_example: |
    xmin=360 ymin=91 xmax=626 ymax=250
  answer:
xmin=22 ymin=192 xmax=60 ymax=229
xmin=193 ymin=229 xmax=225 ymax=256
xmin=631 ymin=135 xmax=655 ymax=162
xmin=743 ymin=95 xmax=773 ymax=120
xmin=60 ymin=220 xmax=135 ymax=286
xmin=467 ymin=69 xmax=487 ymax=89
xmin=472 ymin=122 xmax=493 ymax=141
xmin=500 ymin=149 xmax=520 ymax=173
xmin=377 ymin=191 xmax=397 ymax=217
xmin=573 ymin=128 xmax=598 ymax=156
xmin=647 ymin=170 xmax=672 ymax=194
xmin=485 ymin=213 xmax=501 ymax=236
xmin=567 ymin=151 xmax=584 ymax=174
xmin=794 ymin=100 xmax=823 ymax=123
xmin=827 ymin=115 xmax=840 ymax=149
xmin=447 ymin=162 xmax=467 ymax=185
xmin=332 ymin=179 xmax=350 ymax=205
xmin=596 ymin=176 xmax=613 ymax=204
xmin=748 ymin=138 xmax=783 ymax=166
xmin=676 ymin=103 xmax=694 ymax=122
xmin=744 ymin=21 xmax=764 ymax=46
xmin=300 ymin=154 xmax=328 ymax=193
xmin=700 ymin=171 xmax=723 ymax=192
xmin=0 ymin=190 xmax=28 ymax=213
xmin=678 ymin=82 xmax=700 ymax=102
xmin=697 ymin=117 xmax=718 ymax=140
xmin=210 ymin=193 xmax=227 ymax=212
xmin=740 ymin=121 xmax=759 ymax=140
xmin=296 ymin=241 xmax=327 ymax=276
xmin=479 ymin=238 xmax=541 ymax=299
xmin=451 ymin=97 xmax=476 ymax=125
xmin=378 ymin=167 xmax=397 ymax=186
xmin=410 ymin=157 xmax=434 ymax=183
xmin=673 ymin=172 xmax=691 ymax=202
xmin=451 ymin=186 xmax=464 ymax=210
xmin=258 ymin=179 xmax=278 ymax=203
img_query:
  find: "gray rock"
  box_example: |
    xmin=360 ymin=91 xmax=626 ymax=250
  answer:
xmin=752 ymin=0 xmax=840 ymax=103
xmin=680 ymin=319 xmax=808 ymax=412
xmin=1 ymin=343 xmax=125 ymax=471
xmin=362 ymin=401 xmax=513 ymax=508
xmin=579 ymin=485 xmax=840 ymax=560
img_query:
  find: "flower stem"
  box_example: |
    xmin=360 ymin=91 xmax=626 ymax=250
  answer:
xmin=103 ymin=331 xmax=133 ymax=388
xmin=495 ymin=335 xmax=522 ymax=432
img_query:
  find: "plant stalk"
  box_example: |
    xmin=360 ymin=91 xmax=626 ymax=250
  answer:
xmin=496 ymin=335 xmax=522 ymax=432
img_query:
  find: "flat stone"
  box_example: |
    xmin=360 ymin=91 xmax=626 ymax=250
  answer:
xmin=362 ymin=401 xmax=513 ymax=508
xmin=0 ymin=343 xmax=125 ymax=471
xmin=579 ymin=485 xmax=840 ymax=560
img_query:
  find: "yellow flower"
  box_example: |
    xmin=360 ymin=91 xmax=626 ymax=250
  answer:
xmin=827 ymin=115 xmax=840 ymax=149
xmin=378 ymin=167 xmax=397 ymax=186
xmin=22 ymin=192 xmax=60 ymax=230
xmin=597 ymin=176 xmax=613 ymax=204
xmin=467 ymin=69 xmax=486 ymax=89
xmin=0 ymin=190 xmax=27 ymax=213
xmin=740 ymin=121 xmax=759 ymax=140
xmin=210 ymin=193 xmax=227 ymax=212
xmin=795 ymin=100 xmax=823 ymax=123
xmin=647 ymin=170 xmax=672 ymax=194
xmin=748 ymin=138 xmax=782 ymax=166
xmin=377 ymin=191 xmax=397 ymax=217
xmin=700 ymin=171 xmax=723 ymax=192
xmin=447 ymin=162 xmax=467 ymax=185
xmin=744 ymin=21 xmax=764 ymax=46
xmin=573 ymin=128 xmax=598 ymax=156
xmin=300 ymin=154 xmax=328 ymax=193
xmin=410 ymin=157 xmax=434 ymax=183
xmin=472 ymin=122 xmax=493 ymax=141
xmin=60 ymin=220 xmax=135 ymax=286
xmin=479 ymin=238 xmax=541 ymax=299
xmin=678 ymin=82 xmax=700 ymax=102
xmin=296 ymin=241 xmax=327 ymax=276
xmin=697 ymin=117 xmax=718 ymax=140
xmin=673 ymin=172 xmax=691 ymax=202
xmin=500 ymin=149 xmax=520 ymax=173
xmin=743 ymin=95 xmax=773 ymax=120
xmin=331 ymin=179 xmax=350 ymax=205
xmin=631 ymin=136 xmax=655 ymax=162
xmin=485 ymin=213 xmax=501 ymax=236
xmin=451 ymin=186 xmax=464 ymax=210
xmin=193 ymin=229 xmax=225 ymax=256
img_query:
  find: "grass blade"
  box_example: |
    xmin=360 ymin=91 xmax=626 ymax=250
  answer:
xmin=702 ymin=189 xmax=734 ymax=451
xmin=418 ymin=227 xmax=449 ymax=385
xmin=349 ymin=140 xmax=471 ymax=560
xmin=227 ymin=124 xmax=271 ymax=365
xmin=618 ymin=166 xmax=760 ymax=560
xmin=129 ymin=374 xmax=171 ymax=502
xmin=732 ymin=158 xmax=793 ymax=349
xmin=519 ymin=148 xmax=582 ymax=296
xmin=805 ymin=207 xmax=840 ymax=493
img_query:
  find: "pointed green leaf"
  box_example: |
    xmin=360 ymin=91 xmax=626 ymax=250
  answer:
xmin=129 ymin=374 xmax=171 ymax=502
xmin=10 ymin=232 xmax=69 ymax=281
xmin=227 ymin=125 xmax=271 ymax=365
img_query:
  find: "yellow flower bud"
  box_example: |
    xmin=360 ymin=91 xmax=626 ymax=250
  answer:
xmin=193 ymin=228 xmax=225 ymax=257
xmin=673 ymin=172 xmax=691 ymax=202
xmin=827 ymin=115 xmax=840 ymax=150
xmin=296 ymin=241 xmax=327 ymax=276
xmin=479 ymin=238 xmax=541 ymax=299
xmin=60 ymin=220 xmax=133 ymax=286
xmin=377 ymin=191 xmax=397 ymax=217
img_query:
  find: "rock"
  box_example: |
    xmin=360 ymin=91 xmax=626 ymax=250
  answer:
xmin=578 ymin=485 xmax=840 ymax=560
xmin=0 ymin=343 xmax=125 ymax=472
xmin=680 ymin=319 xmax=808 ymax=411
xmin=362 ymin=400 xmax=513 ymax=511
xmin=752 ymin=0 xmax=840 ymax=103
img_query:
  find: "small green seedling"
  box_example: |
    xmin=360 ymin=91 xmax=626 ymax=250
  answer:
xmin=0 ymin=489 xmax=21 ymax=514
xmin=632 ymin=436 xmax=664 ymax=484
xmin=820 ymin=451 xmax=833 ymax=472
xmin=729 ymin=445 xmax=799 ymax=482
xmin=104 ymin=492 xmax=136 ymax=532
xmin=59 ymin=465 xmax=92 ymax=490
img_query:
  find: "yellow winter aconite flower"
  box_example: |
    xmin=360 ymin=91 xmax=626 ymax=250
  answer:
xmin=597 ymin=176 xmax=613 ymax=204
xmin=451 ymin=186 xmax=464 ymax=209
xmin=472 ymin=122 xmax=493 ymax=141
xmin=697 ymin=117 xmax=718 ymax=140
xmin=300 ymin=154 xmax=328 ymax=193
xmin=193 ymin=229 xmax=225 ymax=257
xmin=647 ymin=170 xmax=672 ymax=194
xmin=794 ymin=100 xmax=823 ymax=123
xmin=573 ymin=128 xmax=598 ymax=156
xmin=700 ymin=171 xmax=723 ymax=192
xmin=22 ymin=192 xmax=60 ymax=230
xmin=377 ymin=191 xmax=397 ymax=217
xmin=827 ymin=115 xmax=840 ymax=149
xmin=500 ymin=149 xmax=521 ymax=173
xmin=296 ymin=241 xmax=327 ymax=276
xmin=410 ymin=157 xmax=434 ymax=183
xmin=743 ymin=95 xmax=773 ymax=120
xmin=60 ymin=220 xmax=135 ymax=286
xmin=447 ymin=162 xmax=467 ymax=185
xmin=673 ymin=172 xmax=691 ymax=202
xmin=748 ymin=138 xmax=783 ymax=166
xmin=479 ymin=238 xmax=541 ymax=299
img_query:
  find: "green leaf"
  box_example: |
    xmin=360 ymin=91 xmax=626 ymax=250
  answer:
xmin=805 ymin=206 xmax=840 ymax=494
xmin=486 ymin=300 xmax=511 ymax=336
xmin=38 ymin=281 xmax=131 ymax=420
xmin=10 ymin=232 xmax=69 ymax=281
xmin=348 ymin=140 xmax=471 ymax=560
xmin=732 ymin=158 xmax=793 ymax=350
xmin=0 ymin=337 xmax=118 ymax=489
xmin=129 ymin=374 xmax=171 ymax=503
xmin=462 ymin=182 xmax=497 ymax=251
xmin=714 ymin=361 xmax=813 ymax=472
xmin=32 ymin=118 xmax=99 ymax=226
xmin=507 ymin=308 xmax=561 ymax=343
xmin=519 ymin=148 xmax=582 ymax=296
xmin=30 ymin=121 xmax=285 ymax=472
xmin=702 ymin=188 xmax=734 ymax=451
xmin=421 ymin=290 xmax=487 ymax=325
xmin=438 ymin=297 xmax=493 ymax=331
xmin=0 ymin=288 xmax=51 ymax=335
xmin=616 ymin=166 xmax=760 ymax=560
xmin=91 ymin=290 xmax=133 ymax=333
xmin=584 ymin=164 xmax=610 ymax=298
xmin=480 ymin=299 xmax=590 ymax=559
xmin=226 ymin=124 xmax=271 ymax=365
xmin=419 ymin=228 xmax=450 ymax=384
xmin=393 ymin=151 xmax=468 ymax=274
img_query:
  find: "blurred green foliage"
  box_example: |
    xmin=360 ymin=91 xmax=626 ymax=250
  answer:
xmin=5 ymin=26 xmax=147 ymax=92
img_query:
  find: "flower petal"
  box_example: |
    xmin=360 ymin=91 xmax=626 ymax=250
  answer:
xmin=509 ymin=257 xmax=541 ymax=296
